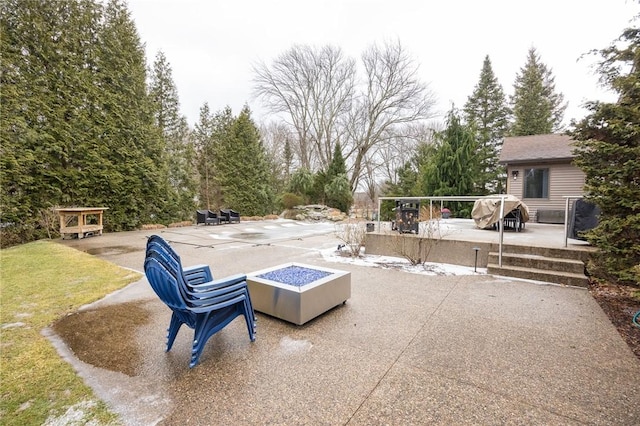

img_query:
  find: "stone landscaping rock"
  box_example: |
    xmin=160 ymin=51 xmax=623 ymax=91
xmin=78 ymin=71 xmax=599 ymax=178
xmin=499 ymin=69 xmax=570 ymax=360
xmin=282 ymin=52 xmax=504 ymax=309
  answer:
xmin=284 ymin=204 xmax=347 ymax=222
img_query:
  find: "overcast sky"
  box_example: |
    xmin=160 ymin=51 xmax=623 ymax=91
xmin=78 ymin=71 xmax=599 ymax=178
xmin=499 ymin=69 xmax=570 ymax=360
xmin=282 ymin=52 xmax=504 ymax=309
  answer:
xmin=127 ymin=0 xmax=638 ymax=129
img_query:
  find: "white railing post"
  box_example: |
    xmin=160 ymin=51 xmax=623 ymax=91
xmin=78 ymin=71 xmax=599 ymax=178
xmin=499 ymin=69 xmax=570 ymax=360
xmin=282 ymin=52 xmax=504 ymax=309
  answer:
xmin=498 ymin=195 xmax=505 ymax=267
xmin=564 ymin=197 xmax=570 ymax=248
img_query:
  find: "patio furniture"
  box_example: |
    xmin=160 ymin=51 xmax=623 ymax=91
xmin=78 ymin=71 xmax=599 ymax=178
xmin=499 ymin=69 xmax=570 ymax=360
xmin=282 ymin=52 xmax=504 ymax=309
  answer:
xmin=147 ymin=235 xmax=212 ymax=284
xmin=500 ymin=208 xmax=525 ymax=232
xmin=56 ymin=207 xmax=108 ymax=239
xmin=471 ymin=195 xmax=529 ymax=232
xmin=196 ymin=209 xmax=220 ymax=225
xmin=144 ymin=236 xmax=256 ymax=368
xmin=147 ymin=247 xmax=256 ymax=328
xmin=146 ymin=235 xmax=256 ymax=326
xmin=219 ymin=209 xmax=240 ymax=224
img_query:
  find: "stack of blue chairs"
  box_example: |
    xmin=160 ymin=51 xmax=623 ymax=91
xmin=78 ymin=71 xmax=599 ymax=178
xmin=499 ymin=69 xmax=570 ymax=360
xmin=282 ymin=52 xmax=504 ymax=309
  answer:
xmin=144 ymin=235 xmax=256 ymax=368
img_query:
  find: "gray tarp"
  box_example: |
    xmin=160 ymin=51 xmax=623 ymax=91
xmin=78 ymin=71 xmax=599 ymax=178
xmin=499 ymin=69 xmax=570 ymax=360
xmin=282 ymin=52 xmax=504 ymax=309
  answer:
xmin=471 ymin=195 xmax=530 ymax=229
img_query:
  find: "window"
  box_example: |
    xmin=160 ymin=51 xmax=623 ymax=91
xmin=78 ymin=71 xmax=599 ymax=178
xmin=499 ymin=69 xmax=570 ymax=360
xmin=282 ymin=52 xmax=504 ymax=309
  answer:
xmin=524 ymin=168 xmax=549 ymax=198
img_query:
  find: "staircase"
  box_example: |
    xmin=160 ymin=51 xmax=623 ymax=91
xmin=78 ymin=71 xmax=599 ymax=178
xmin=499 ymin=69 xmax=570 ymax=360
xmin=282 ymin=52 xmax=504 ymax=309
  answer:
xmin=487 ymin=244 xmax=594 ymax=287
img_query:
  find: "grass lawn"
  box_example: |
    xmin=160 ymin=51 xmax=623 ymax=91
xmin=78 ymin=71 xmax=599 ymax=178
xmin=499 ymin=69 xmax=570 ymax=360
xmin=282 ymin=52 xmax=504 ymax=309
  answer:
xmin=0 ymin=240 xmax=142 ymax=425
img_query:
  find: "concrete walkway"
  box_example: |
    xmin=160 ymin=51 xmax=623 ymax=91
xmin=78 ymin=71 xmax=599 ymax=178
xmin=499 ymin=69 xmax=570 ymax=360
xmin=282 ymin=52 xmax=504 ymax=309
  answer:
xmin=55 ymin=220 xmax=640 ymax=425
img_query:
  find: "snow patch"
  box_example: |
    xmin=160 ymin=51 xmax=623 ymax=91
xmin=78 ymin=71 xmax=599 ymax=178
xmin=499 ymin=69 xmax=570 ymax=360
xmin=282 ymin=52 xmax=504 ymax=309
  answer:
xmin=321 ymin=248 xmax=486 ymax=276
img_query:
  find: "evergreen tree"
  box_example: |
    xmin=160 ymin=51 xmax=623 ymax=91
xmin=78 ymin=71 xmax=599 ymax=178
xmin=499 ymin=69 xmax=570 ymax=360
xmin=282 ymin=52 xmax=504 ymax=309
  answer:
xmin=325 ymin=174 xmax=352 ymax=213
xmin=214 ymin=106 xmax=274 ymax=216
xmin=324 ymin=141 xmax=353 ymax=212
xmin=96 ymin=0 xmax=166 ymax=229
xmin=207 ymin=106 xmax=235 ymax=209
xmin=572 ymin=22 xmax=640 ymax=284
xmin=171 ymin=117 xmax=199 ymax=220
xmin=0 ymin=0 xmax=178 ymax=244
xmin=463 ymin=55 xmax=510 ymax=193
xmin=288 ymin=167 xmax=314 ymax=202
xmin=510 ymin=47 xmax=567 ymax=136
xmin=326 ymin=141 xmax=348 ymax=179
xmin=420 ymin=108 xmax=478 ymax=215
xmin=383 ymin=141 xmax=435 ymax=198
xmin=310 ymin=170 xmax=328 ymax=205
xmin=194 ymin=102 xmax=216 ymax=208
xmin=1 ymin=0 xmax=102 ymax=243
xmin=283 ymin=138 xmax=293 ymax=184
xmin=149 ymin=51 xmax=198 ymax=221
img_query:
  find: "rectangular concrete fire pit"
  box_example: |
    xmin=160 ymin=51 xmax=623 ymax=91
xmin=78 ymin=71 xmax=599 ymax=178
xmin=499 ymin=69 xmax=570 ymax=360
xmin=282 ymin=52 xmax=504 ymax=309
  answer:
xmin=247 ymin=263 xmax=351 ymax=325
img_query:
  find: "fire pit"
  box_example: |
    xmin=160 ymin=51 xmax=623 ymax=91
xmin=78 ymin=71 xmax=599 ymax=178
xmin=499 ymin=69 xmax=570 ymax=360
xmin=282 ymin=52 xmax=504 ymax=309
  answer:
xmin=247 ymin=263 xmax=350 ymax=325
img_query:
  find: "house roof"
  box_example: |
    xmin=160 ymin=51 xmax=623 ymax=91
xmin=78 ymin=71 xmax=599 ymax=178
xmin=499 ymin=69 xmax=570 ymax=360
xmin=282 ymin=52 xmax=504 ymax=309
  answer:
xmin=499 ymin=134 xmax=576 ymax=164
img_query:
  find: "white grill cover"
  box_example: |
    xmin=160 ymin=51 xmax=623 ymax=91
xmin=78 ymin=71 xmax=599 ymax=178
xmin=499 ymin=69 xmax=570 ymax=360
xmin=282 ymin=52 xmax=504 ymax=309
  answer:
xmin=471 ymin=195 xmax=530 ymax=229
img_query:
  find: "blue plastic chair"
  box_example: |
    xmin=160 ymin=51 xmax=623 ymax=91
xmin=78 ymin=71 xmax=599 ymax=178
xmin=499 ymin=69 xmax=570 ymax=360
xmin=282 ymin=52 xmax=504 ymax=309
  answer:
xmin=147 ymin=235 xmax=212 ymax=285
xmin=145 ymin=247 xmax=256 ymax=327
xmin=146 ymin=235 xmax=256 ymax=327
xmin=147 ymin=252 xmax=256 ymax=334
xmin=145 ymin=236 xmax=256 ymax=326
xmin=144 ymin=239 xmax=256 ymax=368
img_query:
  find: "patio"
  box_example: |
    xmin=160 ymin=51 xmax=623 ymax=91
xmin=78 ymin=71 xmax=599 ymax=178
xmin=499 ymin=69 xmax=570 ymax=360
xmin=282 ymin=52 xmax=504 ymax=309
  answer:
xmin=52 ymin=219 xmax=640 ymax=425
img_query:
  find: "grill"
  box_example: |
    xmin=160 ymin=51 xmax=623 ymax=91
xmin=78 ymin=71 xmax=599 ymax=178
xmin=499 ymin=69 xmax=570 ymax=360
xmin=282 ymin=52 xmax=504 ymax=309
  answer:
xmin=394 ymin=200 xmax=419 ymax=234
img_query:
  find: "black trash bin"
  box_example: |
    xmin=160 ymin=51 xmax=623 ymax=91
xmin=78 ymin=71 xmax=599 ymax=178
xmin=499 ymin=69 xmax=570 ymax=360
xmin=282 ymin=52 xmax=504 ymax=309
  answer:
xmin=366 ymin=223 xmax=374 ymax=232
xmin=395 ymin=200 xmax=419 ymax=233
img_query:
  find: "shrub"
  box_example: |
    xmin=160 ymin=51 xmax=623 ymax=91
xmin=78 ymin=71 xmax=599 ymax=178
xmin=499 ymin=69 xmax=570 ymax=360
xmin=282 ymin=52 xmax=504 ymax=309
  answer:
xmin=281 ymin=192 xmax=305 ymax=210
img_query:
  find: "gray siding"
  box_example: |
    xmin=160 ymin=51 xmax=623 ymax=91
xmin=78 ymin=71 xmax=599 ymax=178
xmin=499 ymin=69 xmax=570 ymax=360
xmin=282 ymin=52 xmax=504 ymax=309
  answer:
xmin=506 ymin=163 xmax=585 ymax=221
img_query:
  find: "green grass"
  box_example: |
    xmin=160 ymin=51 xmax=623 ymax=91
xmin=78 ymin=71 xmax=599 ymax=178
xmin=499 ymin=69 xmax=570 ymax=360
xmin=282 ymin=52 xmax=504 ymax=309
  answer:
xmin=1 ymin=240 xmax=142 ymax=425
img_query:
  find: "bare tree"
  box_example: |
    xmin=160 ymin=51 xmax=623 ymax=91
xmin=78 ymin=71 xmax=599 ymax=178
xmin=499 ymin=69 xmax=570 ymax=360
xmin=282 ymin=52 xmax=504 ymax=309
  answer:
xmin=252 ymin=45 xmax=356 ymax=171
xmin=253 ymin=40 xmax=436 ymax=196
xmin=260 ymin=121 xmax=296 ymax=191
xmin=345 ymin=40 xmax=438 ymax=191
xmin=376 ymin=122 xmax=438 ymax=186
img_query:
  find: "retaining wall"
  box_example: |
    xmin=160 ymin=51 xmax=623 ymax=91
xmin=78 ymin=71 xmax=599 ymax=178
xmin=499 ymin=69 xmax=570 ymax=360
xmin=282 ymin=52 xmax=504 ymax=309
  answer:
xmin=364 ymin=232 xmax=492 ymax=268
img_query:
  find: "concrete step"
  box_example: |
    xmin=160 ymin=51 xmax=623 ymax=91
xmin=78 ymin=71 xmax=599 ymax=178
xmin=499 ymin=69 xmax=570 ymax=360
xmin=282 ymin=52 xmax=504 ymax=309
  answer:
xmin=489 ymin=243 xmax=594 ymax=262
xmin=488 ymin=252 xmax=586 ymax=275
xmin=487 ymin=263 xmax=589 ymax=287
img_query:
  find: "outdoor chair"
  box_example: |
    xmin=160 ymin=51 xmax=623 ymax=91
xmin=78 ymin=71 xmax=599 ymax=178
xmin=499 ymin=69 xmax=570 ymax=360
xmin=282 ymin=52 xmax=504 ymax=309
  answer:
xmin=502 ymin=208 xmax=525 ymax=232
xmin=146 ymin=235 xmax=256 ymax=325
xmin=145 ymin=245 xmax=256 ymax=326
xmin=196 ymin=209 xmax=220 ymax=225
xmin=144 ymin=236 xmax=256 ymax=368
xmin=219 ymin=209 xmax=240 ymax=224
xmin=147 ymin=235 xmax=212 ymax=285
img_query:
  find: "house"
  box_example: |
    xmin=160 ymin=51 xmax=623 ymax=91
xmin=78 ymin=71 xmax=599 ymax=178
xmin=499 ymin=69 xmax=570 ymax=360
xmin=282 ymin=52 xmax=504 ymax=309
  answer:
xmin=499 ymin=134 xmax=585 ymax=223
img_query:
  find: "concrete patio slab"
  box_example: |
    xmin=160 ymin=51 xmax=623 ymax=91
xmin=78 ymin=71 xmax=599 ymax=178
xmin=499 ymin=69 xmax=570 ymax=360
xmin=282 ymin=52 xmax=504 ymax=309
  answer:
xmin=53 ymin=219 xmax=640 ymax=425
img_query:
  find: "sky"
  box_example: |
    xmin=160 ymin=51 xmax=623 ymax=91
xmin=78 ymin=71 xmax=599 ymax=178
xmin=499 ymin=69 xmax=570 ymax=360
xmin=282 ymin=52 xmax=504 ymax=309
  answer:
xmin=127 ymin=0 xmax=639 ymax=129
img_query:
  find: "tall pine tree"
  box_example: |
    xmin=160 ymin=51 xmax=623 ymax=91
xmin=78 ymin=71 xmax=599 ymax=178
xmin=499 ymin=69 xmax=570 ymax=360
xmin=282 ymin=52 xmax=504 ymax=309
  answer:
xmin=207 ymin=106 xmax=235 ymax=209
xmin=96 ymin=0 xmax=167 ymax=229
xmin=194 ymin=102 xmax=216 ymax=209
xmin=510 ymin=47 xmax=567 ymax=136
xmin=572 ymin=21 xmax=640 ymax=284
xmin=463 ymin=55 xmax=510 ymax=193
xmin=149 ymin=51 xmax=198 ymax=221
xmin=214 ymin=106 xmax=274 ymax=216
